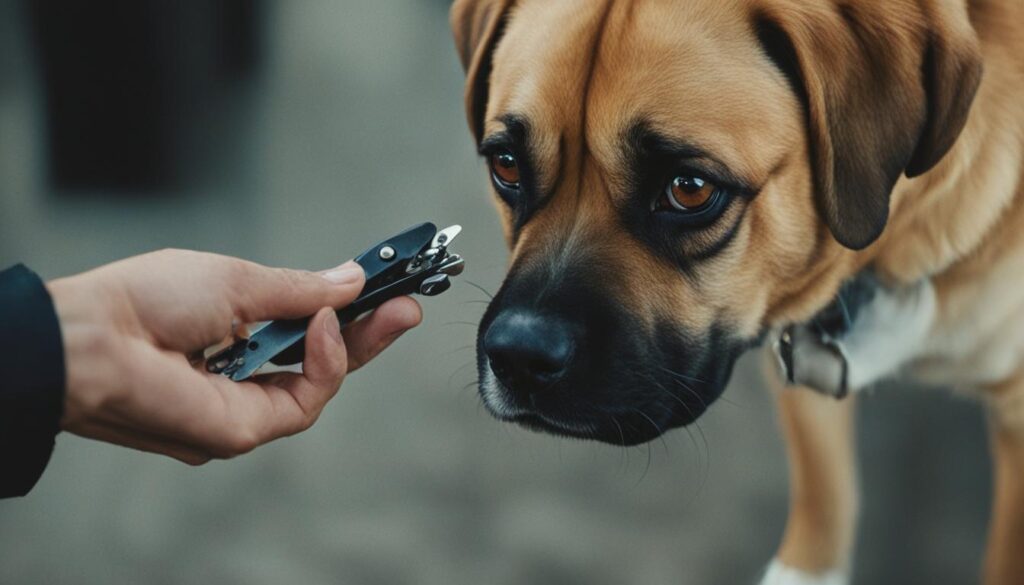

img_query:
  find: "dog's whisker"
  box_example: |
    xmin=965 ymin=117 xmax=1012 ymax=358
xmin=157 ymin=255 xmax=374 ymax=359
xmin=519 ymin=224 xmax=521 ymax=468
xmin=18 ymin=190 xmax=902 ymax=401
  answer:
xmin=658 ymin=377 xmax=711 ymax=467
xmin=607 ymin=414 xmax=630 ymax=472
xmin=641 ymin=440 xmax=653 ymax=485
xmin=657 ymin=400 xmax=700 ymax=467
xmin=634 ymin=406 xmax=670 ymax=454
xmin=656 ymin=365 xmax=744 ymax=410
xmin=463 ymin=279 xmax=495 ymax=300
xmin=666 ymin=375 xmax=712 ymax=413
xmin=656 ymin=365 xmax=709 ymax=385
xmin=624 ymin=418 xmax=648 ymax=479
xmin=609 ymin=414 xmax=627 ymax=448
xmin=643 ymin=374 xmax=712 ymax=489
xmin=648 ymin=399 xmax=684 ymax=455
xmin=632 ymin=407 xmax=665 ymax=483
xmin=447 ymin=361 xmax=477 ymax=388
xmin=647 ymin=377 xmax=701 ymax=462
xmin=443 ymin=344 xmax=476 ymax=357
xmin=659 ymin=368 xmax=706 ymax=386
xmin=642 ymin=371 xmax=701 ymax=418
xmin=442 ymin=321 xmax=481 ymax=328
xmin=610 ymin=413 xmax=626 ymax=473
xmin=657 ymin=365 xmax=744 ymax=408
xmin=690 ymin=417 xmax=712 ymax=495
xmin=681 ymin=384 xmax=713 ymax=412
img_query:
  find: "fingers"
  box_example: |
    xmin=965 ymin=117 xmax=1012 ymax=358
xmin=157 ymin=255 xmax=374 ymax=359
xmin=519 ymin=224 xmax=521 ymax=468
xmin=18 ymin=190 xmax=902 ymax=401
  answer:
xmin=189 ymin=302 xmax=418 ymax=452
xmin=225 ymin=258 xmax=366 ymax=323
xmin=194 ymin=302 xmax=418 ymax=450
xmin=78 ymin=341 xmax=275 ymax=458
xmin=106 ymin=310 xmax=347 ymax=457
xmin=72 ymin=297 xmax=419 ymax=463
xmin=261 ymin=307 xmax=349 ymax=423
xmin=105 ymin=251 xmax=370 ymax=353
xmin=342 ymin=296 xmax=422 ymax=372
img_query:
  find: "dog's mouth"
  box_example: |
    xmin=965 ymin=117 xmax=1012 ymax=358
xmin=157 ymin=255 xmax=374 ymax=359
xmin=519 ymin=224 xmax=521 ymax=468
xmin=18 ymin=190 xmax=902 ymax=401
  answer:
xmin=506 ymin=412 xmax=676 ymax=446
xmin=477 ymin=363 xmax=714 ymax=446
xmin=509 ymin=413 xmax=597 ymax=438
xmin=479 ymin=367 xmax=602 ymax=439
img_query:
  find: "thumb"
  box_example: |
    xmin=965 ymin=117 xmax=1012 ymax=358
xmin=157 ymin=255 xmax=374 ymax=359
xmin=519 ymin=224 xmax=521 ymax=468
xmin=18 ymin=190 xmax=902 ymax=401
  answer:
xmin=227 ymin=259 xmax=365 ymax=323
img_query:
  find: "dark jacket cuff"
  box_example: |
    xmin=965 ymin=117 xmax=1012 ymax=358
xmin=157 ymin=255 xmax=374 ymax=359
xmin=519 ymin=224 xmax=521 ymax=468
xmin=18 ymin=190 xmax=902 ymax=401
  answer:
xmin=0 ymin=264 xmax=66 ymax=498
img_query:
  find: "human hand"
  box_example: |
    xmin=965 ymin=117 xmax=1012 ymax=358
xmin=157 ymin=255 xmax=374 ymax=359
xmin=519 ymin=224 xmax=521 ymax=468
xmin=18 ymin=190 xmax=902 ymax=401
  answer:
xmin=47 ymin=249 xmax=422 ymax=464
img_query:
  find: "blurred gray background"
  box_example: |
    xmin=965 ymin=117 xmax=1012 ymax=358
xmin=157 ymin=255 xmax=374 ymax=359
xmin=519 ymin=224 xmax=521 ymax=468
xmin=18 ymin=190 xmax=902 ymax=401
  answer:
xmin=0 ymin=1 xmax=994 ymax=584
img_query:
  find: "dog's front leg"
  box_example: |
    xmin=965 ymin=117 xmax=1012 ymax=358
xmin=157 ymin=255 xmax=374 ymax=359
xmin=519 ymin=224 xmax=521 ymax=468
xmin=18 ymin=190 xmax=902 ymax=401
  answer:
xmin=983 ymin=375 xmax=1024 ymax=585
xmin=759 ymin=349 xmax=858 ymax=585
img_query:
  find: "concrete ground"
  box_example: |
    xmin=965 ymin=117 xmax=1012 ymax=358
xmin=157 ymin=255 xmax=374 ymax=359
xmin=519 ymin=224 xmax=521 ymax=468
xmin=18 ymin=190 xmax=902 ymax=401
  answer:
xmin=0 ymin=1 xmax=993 ymax=583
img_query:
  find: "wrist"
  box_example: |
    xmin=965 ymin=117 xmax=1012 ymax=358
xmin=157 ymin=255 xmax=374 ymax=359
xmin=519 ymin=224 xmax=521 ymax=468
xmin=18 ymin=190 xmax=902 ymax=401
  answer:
xmin=47 ymin=275 xmax=127 ymax=432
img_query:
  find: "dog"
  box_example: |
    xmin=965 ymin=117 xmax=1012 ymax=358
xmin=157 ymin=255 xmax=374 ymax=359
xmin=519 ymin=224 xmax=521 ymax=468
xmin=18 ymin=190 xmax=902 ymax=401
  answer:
xmin=449 ymin=0 xmax=1024 ymax=583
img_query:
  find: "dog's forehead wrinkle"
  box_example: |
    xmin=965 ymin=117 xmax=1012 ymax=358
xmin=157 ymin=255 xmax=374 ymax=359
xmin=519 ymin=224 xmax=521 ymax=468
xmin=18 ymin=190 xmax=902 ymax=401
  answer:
xmin=572 ymin=0 xmax=618 ymax=202
xmin=527 ymin=1 xmax=639 ymax=295
xmin=575 ymin=2 xmax=797 ymax=178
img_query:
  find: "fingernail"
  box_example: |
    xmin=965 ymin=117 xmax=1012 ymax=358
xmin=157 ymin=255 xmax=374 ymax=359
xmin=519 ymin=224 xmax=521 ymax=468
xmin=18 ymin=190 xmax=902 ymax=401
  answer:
xmin=323 ymin=310 xmax=343 ymax=346
xmin=322 ymin=261 xmax=362 ymax=285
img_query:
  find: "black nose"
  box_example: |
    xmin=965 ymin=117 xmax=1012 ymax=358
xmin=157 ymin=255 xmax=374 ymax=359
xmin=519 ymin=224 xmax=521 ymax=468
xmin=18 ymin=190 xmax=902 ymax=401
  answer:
xmin=483 ymin=311 xmax=575 ymax=393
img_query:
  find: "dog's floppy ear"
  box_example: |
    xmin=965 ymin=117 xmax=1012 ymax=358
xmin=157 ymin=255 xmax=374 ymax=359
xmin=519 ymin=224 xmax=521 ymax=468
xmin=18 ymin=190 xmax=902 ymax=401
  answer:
xmin=755 ymin=3 xmax=982 ymax=250
xmin=450 ymin=0 xmax=515 ymax=143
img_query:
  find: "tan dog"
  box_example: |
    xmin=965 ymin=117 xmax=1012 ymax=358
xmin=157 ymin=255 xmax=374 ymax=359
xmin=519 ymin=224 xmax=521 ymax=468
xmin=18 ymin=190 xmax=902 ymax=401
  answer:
xmin=449 ymin=0 xmax=1024 ymax=583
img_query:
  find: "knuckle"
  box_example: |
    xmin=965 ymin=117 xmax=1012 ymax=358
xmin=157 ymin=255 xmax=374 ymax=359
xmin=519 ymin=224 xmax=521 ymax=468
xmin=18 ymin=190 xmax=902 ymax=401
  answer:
xmin=224 ymin=258 xmax=255 ymax=287
xmin=205 ymin=427 xmax=260 ymax=459
xmin=225 ymin=428 xmax=261 ymax=457
xmin=150 ymin=247 xmax=192 ymax=263
xmin=285 ymin=414 xmax=316 ymax=438
xmin=278 ymin=267 xmax=318 ymax=295
xmin=300 ymin=408 xmax=323 ymax=431
xmin=150 ymin=247 xmax=178 ymax=259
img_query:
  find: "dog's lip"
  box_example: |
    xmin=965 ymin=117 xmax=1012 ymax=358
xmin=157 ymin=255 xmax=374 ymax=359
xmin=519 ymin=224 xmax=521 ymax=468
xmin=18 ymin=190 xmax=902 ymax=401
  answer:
xmin=478 ymin=359 xmax=696 ymax=444
xmin=503 ymin=410 xmax=664 ymax=446
xmin=506 ymin=411 xmax=599 ymax=438
xmin=479 ymin=375 xmax=599 ymax=437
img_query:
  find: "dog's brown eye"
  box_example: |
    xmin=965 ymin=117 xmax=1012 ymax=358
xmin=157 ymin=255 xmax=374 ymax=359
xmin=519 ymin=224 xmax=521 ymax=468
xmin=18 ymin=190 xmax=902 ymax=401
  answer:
xmin=660 ymin=175 xmax=717 ymax=211
xmin=490 ymin=151 xmax=521 ymax=188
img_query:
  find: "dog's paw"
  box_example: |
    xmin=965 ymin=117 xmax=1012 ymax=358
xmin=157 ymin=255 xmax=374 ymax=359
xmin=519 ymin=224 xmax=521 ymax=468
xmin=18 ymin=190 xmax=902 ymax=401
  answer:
xmin=758 ymin=559 xmax=849 ymax=585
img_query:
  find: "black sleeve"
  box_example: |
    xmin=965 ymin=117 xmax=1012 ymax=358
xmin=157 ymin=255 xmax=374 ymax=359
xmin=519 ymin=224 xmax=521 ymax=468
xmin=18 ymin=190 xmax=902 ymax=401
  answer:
xmin=0 ymin=264 xmax=66 ymax=498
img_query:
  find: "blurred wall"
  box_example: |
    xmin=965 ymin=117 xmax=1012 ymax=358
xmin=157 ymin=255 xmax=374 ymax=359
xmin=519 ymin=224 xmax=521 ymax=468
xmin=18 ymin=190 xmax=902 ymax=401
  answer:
xmin=0 ymin=2 xmax=994 ymax=584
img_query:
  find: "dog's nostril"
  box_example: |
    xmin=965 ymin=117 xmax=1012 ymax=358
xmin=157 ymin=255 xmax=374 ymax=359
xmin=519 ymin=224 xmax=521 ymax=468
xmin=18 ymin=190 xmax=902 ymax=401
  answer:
xmin=488 ymin=355 xmax=511 ymax=378
xmin=483 ymin=311 xmax=575 ymax=394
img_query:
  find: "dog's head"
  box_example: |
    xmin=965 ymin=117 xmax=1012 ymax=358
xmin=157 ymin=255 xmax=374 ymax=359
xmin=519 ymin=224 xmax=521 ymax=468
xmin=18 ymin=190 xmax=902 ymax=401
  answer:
xmin=451 ymin=0 xmax=981 ymax=444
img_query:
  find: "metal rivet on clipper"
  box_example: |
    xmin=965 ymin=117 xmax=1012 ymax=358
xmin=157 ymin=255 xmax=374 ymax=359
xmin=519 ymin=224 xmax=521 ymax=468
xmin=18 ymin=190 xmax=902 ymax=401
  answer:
xmin=378 ymin=245 xmax=396 ymax=261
